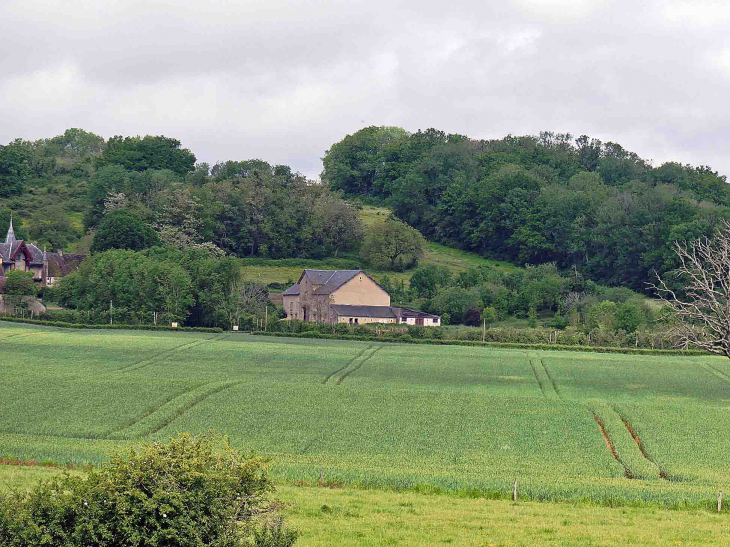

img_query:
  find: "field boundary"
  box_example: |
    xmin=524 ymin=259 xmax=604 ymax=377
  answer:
xmin=0 ymin=316 xmax=223 ymax=332
xmin=252 ymin=331 xmax=706 ymax=356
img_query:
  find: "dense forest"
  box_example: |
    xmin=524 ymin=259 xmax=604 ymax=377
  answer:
xmin=322 ymin=127 xmax=729 ymax=293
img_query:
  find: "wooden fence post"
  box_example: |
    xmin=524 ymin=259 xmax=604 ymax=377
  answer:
xmin=718 ymin=490 xmax=723 ymax=512
xmin=513 ymin=478 xmax=517 ymax=502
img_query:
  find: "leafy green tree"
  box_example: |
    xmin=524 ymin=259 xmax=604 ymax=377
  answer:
xmin=4 ymin=270 xmax=36 ymax=296
xmin=588 ymin=301 xmax=617 ymax=330
xmin=46 ymin=128 xmax=105 ymax=159
xmin=409 ymin=265 xmax=451 ymax=298
xmin=481 ymin=306 xmax=498 ymax=328
xmin=614 ymin=302 xmax=645 ymax=333
xmin=29 ymin=205 xmax=81 ymax=250
xmin=425 ymin=286 xmax=482 ymax=325
xmin=91 ymin=210 xmax=160 ymax=252
xmin=322 ymin=126 xmax=408 ymax=196
xmin=0 ymin=139 xmax=31 ymax=196
xmin=4 ymin=270 xmax=36 ymax=314
xmin=147 ymin=260 xmax=195 ymax=323
xmin=0 ymin=433 xmax=298 ymax=546
xmin=186 ymin=162 xmax=211 ymax=187
xmin=97 ymin=135 xmax=196 ymax=176
xmin=85 ymin=164 xmax=133 ymax=228
xmin=360 ymin=216 xmax=425 ymax=271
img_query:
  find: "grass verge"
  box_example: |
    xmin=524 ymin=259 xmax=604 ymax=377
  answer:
xmin=2 ymin=464 xmax=728 ymax=546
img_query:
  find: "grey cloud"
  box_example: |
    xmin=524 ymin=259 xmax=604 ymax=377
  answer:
xmin=1 ymin=0 xmax=730 ymax=179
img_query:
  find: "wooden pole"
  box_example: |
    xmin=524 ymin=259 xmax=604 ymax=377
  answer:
xmin=110 ymin=300 xmax=113 ymax=325
xmin=265 ymin=307 xmax=268 ymax=331
xmin=482 ymin=319 xmax=486 ymax=342
xmin=513 ymin=478 xmax=517 ymax=502
xmin=718 ymin=490 xmax=723 ymax=512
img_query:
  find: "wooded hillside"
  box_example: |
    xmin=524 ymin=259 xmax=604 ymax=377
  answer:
xmin=322 ymin=127 xmax=729 ymax=293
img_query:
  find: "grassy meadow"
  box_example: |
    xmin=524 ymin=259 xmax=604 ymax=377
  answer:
xmin=2 ymin=466 xmax=728 ymax=547
xmin=1 ymin=322 xmax=730 ymax=511
xmin=241 ymin=206 xmax=518 ymax=288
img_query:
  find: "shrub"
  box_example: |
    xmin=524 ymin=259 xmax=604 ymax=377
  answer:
xmin=0 ymin=432 xmax=297 ymax=546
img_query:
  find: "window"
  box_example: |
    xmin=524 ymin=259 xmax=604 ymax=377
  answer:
xmin=349 ymin=318 xmax=353 ymax=324
xmin=354 ymin=318 xmax=359 ymax=324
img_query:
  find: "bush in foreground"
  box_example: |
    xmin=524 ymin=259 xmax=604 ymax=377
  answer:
xmin=0 ymin=433 xmax=297 ymax=547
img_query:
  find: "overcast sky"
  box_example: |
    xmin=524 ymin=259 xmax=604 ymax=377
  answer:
xmin=2 ymin=0 xmax=729 ymax=179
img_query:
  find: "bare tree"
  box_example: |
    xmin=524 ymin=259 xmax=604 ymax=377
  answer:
xmin=225 ymin=279 xmax=269 ymax=328
xmin=651 ymin=223 xmax=730 ymax=357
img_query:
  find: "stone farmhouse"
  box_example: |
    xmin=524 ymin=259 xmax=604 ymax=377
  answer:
xmin=282 ymin=269 xmax=440 ymax=326
xmin=0 ymin=217 xmax=85 ymax=293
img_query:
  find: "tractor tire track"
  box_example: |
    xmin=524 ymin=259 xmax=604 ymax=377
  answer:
xmin=337 ymin=346 xmax=383 ymax=384
xmin=540 ymin=359 xmax=561 ymax=398
xmin=107 ymin=380 xmax=243 ymax=439
xmin=117 ymin=337 xmax=216 ymax=374
xmin=700 ymin=363 xmax=730 ymax=385
xmin=323 ymin=345 xmax=373 ymax=384
xmin=102 ymin=383 xmax=207 ymax=437
xmin=611 ymin=405 xmax=672 ymax=481
xmin=591 ymin=411 xmax=636 ymax=479
xmin=529 ymin=359 xmax=547 ymax=396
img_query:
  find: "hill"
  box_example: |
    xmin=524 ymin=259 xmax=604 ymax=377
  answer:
xmin=322 ymin=127 xmax=730 ymax=293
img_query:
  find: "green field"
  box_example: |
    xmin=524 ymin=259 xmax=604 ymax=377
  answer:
xmin=1 ymin=322 xmax=729 ymax=509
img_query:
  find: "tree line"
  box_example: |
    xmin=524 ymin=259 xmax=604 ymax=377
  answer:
xmin=379 ymin=262 xmax=653 ymax=333
xmin=322 ymin=127 xmax=730 ymax=293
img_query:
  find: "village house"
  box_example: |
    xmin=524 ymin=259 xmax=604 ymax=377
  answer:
xmin=0 ymin=217 xmax=85 ymax=292
xmin=282 ymin=269 xmax=440 ymax=326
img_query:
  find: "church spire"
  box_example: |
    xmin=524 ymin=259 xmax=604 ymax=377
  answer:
xmin=5 ymin=214 xmax=15 ymax=244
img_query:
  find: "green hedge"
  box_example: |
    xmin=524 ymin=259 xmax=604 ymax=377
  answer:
xmin=0 ymin=316 xmax=223 ymax=333
xmin=251 ymin=331 xmax=706 ymax=356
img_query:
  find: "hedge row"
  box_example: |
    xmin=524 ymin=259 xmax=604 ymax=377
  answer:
xmin=0 ymin=316 xmax=223 ymax=333
xmin=251 ymin=331 xmax=706 ymax=356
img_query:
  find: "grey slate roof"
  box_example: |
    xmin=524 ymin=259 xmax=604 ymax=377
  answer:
xmin=0 ymin=241 xmax=44 ymax=265
xmin=313 ymin=270 xmax=361 ymax=294
xmin=331 ymin=305 xmax=396 ymax=318
xmin=299 ymin=269 xmax=362 ymax=295
xmin=282 ymin=283 xmax=300 ymax=296
xmin=392 ymin=307 xmax=440 ymax=319
xmin=47 ymin=253 xmax=85 ymax=276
